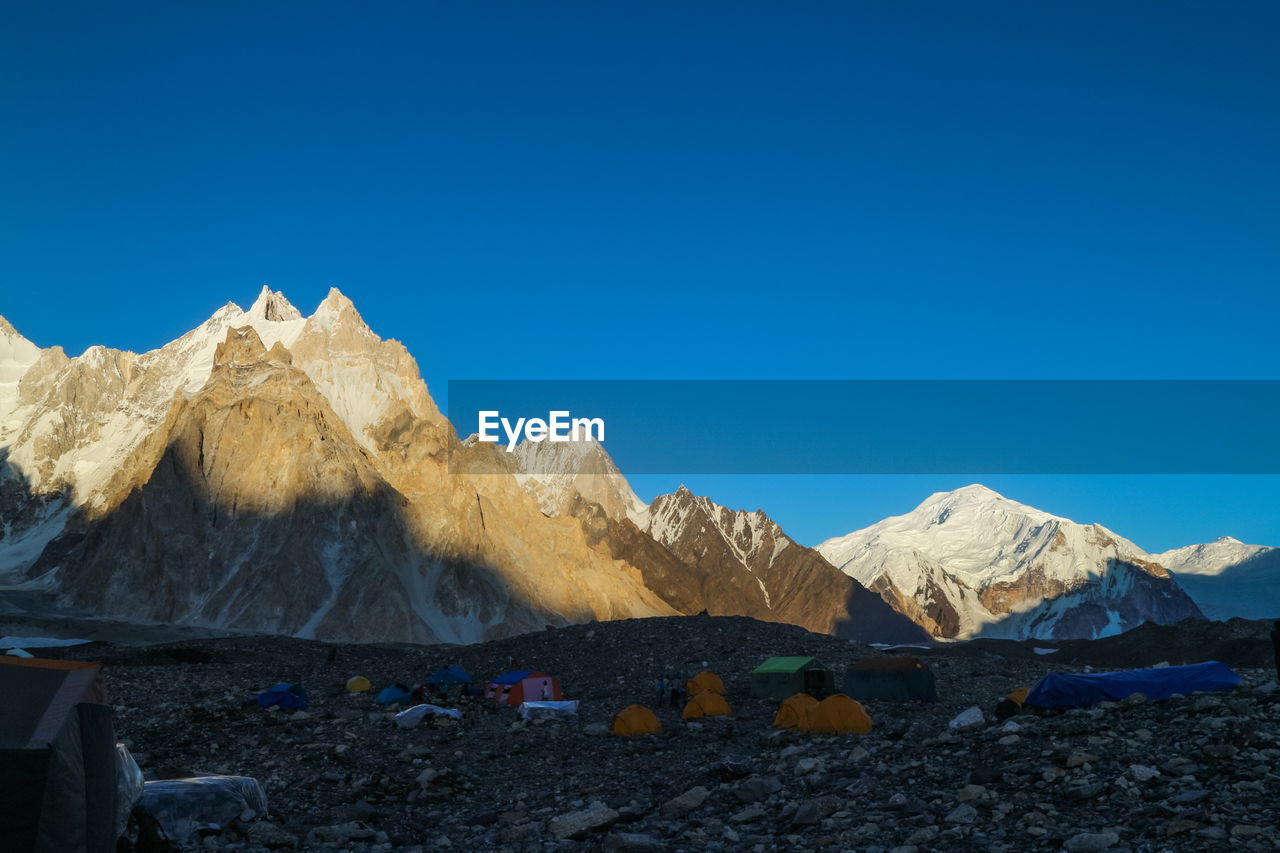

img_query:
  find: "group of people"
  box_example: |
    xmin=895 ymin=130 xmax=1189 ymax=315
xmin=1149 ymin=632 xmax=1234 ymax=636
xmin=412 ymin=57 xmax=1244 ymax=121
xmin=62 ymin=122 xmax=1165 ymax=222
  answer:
xmin=653 ymin=675 xmax=688 ymax=708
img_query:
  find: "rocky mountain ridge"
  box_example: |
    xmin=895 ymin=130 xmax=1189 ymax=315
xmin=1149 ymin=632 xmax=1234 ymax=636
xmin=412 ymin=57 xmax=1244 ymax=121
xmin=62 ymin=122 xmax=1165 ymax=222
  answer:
xmin=1 ymin=290 xmax=677 ymax=643
xmin=2 ymin=290 xmax=1274 ymax=645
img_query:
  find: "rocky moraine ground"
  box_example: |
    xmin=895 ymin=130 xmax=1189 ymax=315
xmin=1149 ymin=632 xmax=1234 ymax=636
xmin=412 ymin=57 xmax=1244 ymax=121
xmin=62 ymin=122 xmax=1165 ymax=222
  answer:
xmin=36 ymin=615 xmax=1280 ymax=852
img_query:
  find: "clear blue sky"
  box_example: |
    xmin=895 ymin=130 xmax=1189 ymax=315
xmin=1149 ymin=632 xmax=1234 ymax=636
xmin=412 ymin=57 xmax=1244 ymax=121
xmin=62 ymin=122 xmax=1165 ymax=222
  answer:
xmin=2 ymin=2 xmax=1277 ymax=550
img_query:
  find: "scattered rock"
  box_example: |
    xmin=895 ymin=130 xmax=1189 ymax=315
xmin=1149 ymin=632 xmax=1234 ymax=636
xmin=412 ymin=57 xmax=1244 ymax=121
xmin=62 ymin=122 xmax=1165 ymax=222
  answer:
xmin=660 ymin=786 xmax=708 ymax=817
xmin=1063 ymin=830 xmax=1119 ymax=852
xmin=948 ymin=706 xmax=985 ymax=731
xmin=730 ymin=804 xmax=768 ymax=824
xmin=549 ymin=802 xmax=621 ymax=840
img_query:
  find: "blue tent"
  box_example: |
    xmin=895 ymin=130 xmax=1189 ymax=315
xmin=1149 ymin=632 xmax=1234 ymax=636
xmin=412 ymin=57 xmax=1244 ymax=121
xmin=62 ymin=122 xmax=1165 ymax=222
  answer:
xmin=376 ymin=684 xmax=413 ymax=705
xmin=490 ymin=669 xmax=536 ymax=685
xmin=1027 ymin=661 xmax=1240 ymax=710
xmin=426 ymin=665 xmax=473 ymax=685
xmin=257 ymin=682 xmax=308 ymax=711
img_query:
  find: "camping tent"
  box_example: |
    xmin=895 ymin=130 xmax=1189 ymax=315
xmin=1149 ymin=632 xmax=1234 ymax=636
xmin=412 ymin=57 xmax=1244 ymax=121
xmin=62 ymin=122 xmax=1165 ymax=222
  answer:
xmin=681 ymin=691 xmax=732 ymax=720
xmin=0 ymin=656 xmax=118 ymax=853
xmin=800 ymin=694 xmax=872 ymax=735
xmin=750 ymin=657 xmax=835 ymax=701
xmin=1027 ymin=661 xmax=1241 ymax=710
xmin=258 ymin=683 xmax=308 ymax=710
xmin=772 ymin=693 xmax=819 ymax=730
xmin=375 ymin=684 xmax=413 ymax=705
xmin=995 ymin=686 xmax=1030 ymax=720
xmin=685 ymin=670 xmax=726 ymax=696
xmin=486 ymin=670 xmax=562 ymax=706
xmin=426 ymin=665 xmax=472 ymax=686
xmin=843 ymin=657 xmax=937 ymax=702
xmin=611 ymin=705 xmax=661 ymax=736
xmin=345 ymin=676 xmax=371 ymax=693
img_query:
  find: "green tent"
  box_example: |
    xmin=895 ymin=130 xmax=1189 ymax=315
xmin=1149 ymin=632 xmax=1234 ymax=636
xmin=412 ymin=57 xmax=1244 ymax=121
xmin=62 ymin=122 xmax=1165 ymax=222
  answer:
xmin=750 ymin=656 xmax=835 ymax=701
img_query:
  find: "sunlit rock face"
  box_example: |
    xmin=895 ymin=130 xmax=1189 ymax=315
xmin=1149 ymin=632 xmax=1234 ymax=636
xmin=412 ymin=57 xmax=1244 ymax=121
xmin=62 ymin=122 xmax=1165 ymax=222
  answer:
xmin=2 ymin=290 xmax=675 ymax=642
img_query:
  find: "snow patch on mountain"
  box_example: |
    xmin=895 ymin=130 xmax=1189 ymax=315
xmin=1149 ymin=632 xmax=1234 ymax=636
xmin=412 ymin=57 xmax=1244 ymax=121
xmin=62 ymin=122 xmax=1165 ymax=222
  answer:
xmin=512 ymin=438 xmax=648 ymax=525
xmin=1153 ymin=537 xmax=1280 ymax=621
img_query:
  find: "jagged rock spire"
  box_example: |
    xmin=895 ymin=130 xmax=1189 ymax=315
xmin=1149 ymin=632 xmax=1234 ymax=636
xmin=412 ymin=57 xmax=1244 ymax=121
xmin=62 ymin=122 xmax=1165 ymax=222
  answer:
xmin=247 ymin=286 xmax=303 ymax=322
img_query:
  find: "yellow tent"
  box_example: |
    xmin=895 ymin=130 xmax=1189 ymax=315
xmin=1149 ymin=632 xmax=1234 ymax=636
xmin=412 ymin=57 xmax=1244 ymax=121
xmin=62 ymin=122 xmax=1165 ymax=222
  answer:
xmin=611 ymin=704 xmax=662 ymax=736
xmin=1006 ymin=686 xmax=1030 ymax=707
xmin=800 ymin=694 xmax=872 ymax=735
xmin=685 ymin=671 xmax=726 ymax=696
xmin=682 ymin=691 xmax=732 ymax=720
xmin=772 ymin=693 xmax=819 ymax=730
xmin=345 ymin=675 xmax=372 ymax=693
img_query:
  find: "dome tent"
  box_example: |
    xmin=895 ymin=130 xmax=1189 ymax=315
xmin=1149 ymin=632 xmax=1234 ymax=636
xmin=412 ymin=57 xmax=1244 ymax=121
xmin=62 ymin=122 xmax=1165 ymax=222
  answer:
xmin=681 ymin=691 xmax=732 ymax=720
xmin=772 ymin=693 xmax=819 ymax=729
xmin=800 ymin=694 xmax=872 ymax=735
xmin=685 ymin=670 xmax=726 ymax=696
xmin=610 ymin=704 xmax=661 ymax=736
xmin=426 ymin=665 xmax=472 ymax=686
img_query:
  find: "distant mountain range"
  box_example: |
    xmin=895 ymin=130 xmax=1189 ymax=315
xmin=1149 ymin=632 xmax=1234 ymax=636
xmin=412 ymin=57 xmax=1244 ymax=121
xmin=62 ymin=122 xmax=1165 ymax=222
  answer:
xmin=1 ymin=289 xmax=1275 ymax=643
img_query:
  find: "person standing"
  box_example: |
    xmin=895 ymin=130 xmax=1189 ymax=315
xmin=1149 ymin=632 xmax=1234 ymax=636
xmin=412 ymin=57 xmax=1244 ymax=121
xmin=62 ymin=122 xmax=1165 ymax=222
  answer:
xmin=655 ymin=675 xmax=666 ymax=707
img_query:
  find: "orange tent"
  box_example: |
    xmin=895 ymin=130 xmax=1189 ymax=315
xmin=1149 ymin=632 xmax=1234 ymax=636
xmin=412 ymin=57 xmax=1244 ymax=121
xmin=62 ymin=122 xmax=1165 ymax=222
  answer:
xmin=772 ymin=693 xmax=818 ymax=730
xmin=611 ymin=704 xmax=661 ymax=736
xmin=1006 ymin=686 xmax=1030 ymax=706
xmin=682 ymin=691 xmax=732 ymax=720
xmin=484 ymin=670 xmax=562 ymax=706
xmin=685 ymin=671 xmax=726 ymax=696
xmin=801 ymin=694 xmax=872 ymax=735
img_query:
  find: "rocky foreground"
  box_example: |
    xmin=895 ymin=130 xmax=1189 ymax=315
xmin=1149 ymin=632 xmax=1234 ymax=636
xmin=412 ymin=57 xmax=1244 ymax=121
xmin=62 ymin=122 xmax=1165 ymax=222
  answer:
xmin=44 ymin=615 xmax=1280 ymax=852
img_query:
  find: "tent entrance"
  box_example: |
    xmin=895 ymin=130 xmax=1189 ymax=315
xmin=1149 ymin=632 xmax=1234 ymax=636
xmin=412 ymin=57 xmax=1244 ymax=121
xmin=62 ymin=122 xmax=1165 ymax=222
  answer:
xmin=803 ymin=669 xmax=826 ymax=696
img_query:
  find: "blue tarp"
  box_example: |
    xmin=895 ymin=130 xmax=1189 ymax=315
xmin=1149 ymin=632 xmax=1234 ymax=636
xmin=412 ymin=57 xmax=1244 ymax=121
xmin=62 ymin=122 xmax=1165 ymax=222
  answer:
xmin=490 ymin=669 xmax=536 ymax=685
xmin=426 ymin=665 xmax=473 ymax=685
xmin=376 ymin=684 xmax=413 ymax=705
xmin=1027 ymin=661 xmax=1240 ymax=710
xmin=257 ymin=682 xmax=308 ymax=711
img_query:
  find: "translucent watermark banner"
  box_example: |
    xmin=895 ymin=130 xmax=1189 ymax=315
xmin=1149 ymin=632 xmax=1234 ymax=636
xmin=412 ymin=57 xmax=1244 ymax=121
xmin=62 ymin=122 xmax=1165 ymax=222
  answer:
xmin=447 ymin=380 xmax=1280 ymax=474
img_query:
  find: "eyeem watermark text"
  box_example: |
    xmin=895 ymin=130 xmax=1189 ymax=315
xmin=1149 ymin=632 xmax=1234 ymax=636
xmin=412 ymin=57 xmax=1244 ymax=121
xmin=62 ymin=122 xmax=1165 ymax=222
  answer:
xmin=476 ymin=410 xmax=605 ymax=452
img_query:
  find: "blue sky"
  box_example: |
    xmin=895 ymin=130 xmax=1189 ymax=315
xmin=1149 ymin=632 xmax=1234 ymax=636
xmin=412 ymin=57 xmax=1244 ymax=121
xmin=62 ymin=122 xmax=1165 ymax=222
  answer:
xmin=2 ymin=2 xmax=1277 ymax=549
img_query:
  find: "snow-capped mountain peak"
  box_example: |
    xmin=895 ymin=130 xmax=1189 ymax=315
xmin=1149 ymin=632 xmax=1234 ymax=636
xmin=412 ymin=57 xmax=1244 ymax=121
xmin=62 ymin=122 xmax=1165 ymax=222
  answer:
xmin=817 ymin=485 xmax=1202 ymax=640
xmin=1154 ymin=537 xmax=1273 ymax=577
xmin=1152 ymin=536 xmax=1280 ymax=621
xmin=246 ymin=286 xmax=303 ymax=322
xmin=823 ymin=485 xmax=1128 ymax=588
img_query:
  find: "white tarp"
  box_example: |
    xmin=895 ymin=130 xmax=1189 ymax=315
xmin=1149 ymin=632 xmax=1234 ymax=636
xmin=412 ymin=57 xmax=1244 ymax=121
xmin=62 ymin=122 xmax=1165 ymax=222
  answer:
xmin=138 ymin=776 xmax=268 ymax=842
xmin=517 ymin=700 xmax=579 ymax=721
xmin=394 ymin=703 xmax=462 ymax=728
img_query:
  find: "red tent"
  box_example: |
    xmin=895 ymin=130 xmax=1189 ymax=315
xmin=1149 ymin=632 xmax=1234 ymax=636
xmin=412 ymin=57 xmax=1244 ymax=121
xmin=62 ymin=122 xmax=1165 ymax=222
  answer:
xmin=485 ymin=670 xmax=562 ymax=706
